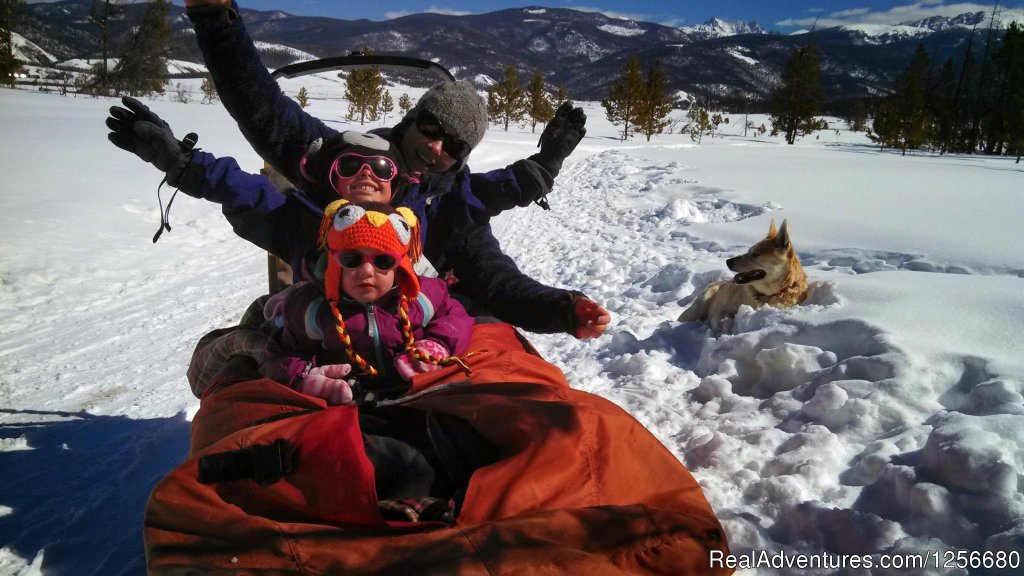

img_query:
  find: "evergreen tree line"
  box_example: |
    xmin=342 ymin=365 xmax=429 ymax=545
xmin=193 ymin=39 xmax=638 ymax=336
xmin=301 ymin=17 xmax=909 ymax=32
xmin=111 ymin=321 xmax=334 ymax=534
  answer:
xmin=868 ymin=22 xmax=1024 ymax=161
xmin=600 ymin=55 xmax=673 ymax=141
xmin=5 ymin=0 xmax=214 ymax=100
xmin=6 ymin=1 xmax=1019 ymax=160
xmin=67 ymin=0 xmax=174 ymax=97
xmin=1 ymin=0 xmax=25 ymax=88
xmin=341 ymin=47 xmax=414 ymax=125
xmin=485 ymin=65 xmax=564 ymax=133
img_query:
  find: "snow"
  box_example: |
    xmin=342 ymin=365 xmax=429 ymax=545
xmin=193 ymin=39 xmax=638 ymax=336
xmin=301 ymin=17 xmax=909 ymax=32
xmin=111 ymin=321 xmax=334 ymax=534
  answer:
xmin=11 ymin=33 xmax=56 ymax=66
xmin=681 ymin=18 xmax=768 ymax=38
xmin=839 ymin=24 xmax=932 ymax=44
xmin=43 ymin=58 xmax=207 ymax=76
xmin=1 ymin=77 xmax=1023 ymax=576
xmin=253 ymin=40 xmax=317 ymax=61
xmin=727 ymin=48 xmax=759 ymax=66
xmin=598 ymin=23 xmax=646 ymax=37
xmin=842 ymin=24 xmax=931 ymax=37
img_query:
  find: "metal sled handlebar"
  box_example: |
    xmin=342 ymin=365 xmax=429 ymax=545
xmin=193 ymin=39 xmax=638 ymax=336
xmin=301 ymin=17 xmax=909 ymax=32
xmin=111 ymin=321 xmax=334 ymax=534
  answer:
xmin=271 ymin=54 xmax=455 ymax=82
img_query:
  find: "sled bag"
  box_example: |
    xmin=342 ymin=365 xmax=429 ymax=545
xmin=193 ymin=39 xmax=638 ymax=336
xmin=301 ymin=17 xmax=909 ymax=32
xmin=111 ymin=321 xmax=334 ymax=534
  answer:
xmin=145 ymin=323 xmax=732 ymax=575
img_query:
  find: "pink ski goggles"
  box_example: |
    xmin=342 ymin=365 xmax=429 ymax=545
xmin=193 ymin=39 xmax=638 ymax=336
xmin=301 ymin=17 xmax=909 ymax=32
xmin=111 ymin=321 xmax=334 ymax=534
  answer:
xmin=331 ymin=153 xmax=399 ymax=182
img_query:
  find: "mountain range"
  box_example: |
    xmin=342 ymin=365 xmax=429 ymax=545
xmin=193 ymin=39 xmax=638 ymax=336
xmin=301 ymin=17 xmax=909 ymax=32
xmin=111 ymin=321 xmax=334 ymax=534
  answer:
xmin=13 ymin=0 xmax=1009 ymax=107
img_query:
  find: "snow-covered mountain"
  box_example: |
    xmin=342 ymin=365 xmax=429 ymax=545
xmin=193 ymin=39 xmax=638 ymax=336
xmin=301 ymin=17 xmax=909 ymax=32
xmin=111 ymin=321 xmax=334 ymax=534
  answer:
xmin=679 ymin=18 xmax=769 ymax=40
xmin=837 ymin=11 xmax=1016 ymax=45
xmin=13 ymin=0 xmax=1011 ymax=103
xmin=11 ymin=32 xmax=56 ymax=66
xmin=902 ymin=11 xmax=989 ymax=32
xmin=836 ymin=23 xmax=935 ymax=45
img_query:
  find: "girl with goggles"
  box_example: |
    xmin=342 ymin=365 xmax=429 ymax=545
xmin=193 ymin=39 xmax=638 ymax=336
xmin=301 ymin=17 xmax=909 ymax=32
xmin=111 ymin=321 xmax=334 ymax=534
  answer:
xmin=299 ymin=132 xmax=410 ymax=205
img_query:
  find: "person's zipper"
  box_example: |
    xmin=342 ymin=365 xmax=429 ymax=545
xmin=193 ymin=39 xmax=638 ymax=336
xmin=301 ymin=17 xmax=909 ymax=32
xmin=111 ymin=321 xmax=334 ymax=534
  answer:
xmin=365 ymin=303 xmax=387 ymax=376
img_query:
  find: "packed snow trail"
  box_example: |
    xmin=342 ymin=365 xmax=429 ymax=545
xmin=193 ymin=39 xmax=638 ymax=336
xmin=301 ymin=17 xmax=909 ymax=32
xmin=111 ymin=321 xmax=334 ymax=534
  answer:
xmin=499 ymin=144 xmax=1023 ymax=575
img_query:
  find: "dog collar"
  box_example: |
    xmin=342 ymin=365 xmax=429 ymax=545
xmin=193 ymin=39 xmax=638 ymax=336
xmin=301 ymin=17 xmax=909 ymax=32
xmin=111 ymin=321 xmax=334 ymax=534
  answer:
xmin=756 ymin=279 xmax=803 ymax=305
xmin=777 ymin=280 xmax=802 ymax=295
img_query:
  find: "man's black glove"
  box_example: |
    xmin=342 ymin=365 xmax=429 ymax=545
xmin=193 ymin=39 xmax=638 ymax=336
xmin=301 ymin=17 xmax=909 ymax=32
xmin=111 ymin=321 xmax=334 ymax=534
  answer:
xmin=533 ymin=101 xmax=586 ymax=179
xmin=106 ymin=96 xmax=198 ymax=187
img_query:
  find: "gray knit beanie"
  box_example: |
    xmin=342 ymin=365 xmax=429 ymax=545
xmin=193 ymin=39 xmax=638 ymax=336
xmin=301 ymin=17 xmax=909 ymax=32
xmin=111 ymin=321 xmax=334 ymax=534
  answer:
xmin=408 ymin=80 xmax=488 ymax=151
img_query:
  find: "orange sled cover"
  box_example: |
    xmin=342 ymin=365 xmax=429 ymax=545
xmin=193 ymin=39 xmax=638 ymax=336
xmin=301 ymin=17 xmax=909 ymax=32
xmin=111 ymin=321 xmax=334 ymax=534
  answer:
xmin=145 ymin=323 xmax=731 ymax=575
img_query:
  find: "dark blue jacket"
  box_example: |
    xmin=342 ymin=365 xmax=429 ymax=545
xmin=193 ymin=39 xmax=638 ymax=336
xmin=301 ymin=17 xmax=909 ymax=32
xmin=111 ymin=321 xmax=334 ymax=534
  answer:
xmin=184 ymin=2 xmax=578 ymax=334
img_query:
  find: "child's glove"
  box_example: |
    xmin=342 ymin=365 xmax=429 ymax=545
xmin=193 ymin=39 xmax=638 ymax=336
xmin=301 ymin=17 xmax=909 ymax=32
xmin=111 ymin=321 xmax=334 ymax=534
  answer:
xmin=296 ymin=363 xmax=354 ymax=405
xmin=393 ymin=340 xmax=450 ymax=381
xmin=572 ymin=295 xmax=611 ymax=340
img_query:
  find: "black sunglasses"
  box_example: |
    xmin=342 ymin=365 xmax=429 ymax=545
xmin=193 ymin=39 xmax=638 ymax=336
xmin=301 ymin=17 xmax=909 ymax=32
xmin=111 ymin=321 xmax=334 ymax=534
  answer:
xmin=337 ymin=251 xmax=400 ymax=272
xmin=415 ymin=109 xmax=471 ymax=160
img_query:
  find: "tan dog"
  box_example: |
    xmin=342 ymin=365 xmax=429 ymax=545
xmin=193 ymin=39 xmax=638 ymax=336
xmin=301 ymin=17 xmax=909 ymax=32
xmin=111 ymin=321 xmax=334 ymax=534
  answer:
xmin=678 ymin=219 xmax=808 ymax=332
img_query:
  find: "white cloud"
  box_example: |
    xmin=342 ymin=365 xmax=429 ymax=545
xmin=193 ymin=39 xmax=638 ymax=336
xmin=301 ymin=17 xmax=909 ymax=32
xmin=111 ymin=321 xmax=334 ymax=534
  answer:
xmin=385 ymin=6 xmax=473 ymax=19
xmin=565 ymin=4 xmax=652 ymax=22
xmin=659 ymin=18 xmax=689 ymax=27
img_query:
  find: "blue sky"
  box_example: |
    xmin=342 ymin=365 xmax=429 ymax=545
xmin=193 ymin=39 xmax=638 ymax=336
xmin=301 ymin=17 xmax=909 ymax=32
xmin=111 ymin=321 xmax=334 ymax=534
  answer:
xmin=167 ymin=1 xmax=1024 ymax=32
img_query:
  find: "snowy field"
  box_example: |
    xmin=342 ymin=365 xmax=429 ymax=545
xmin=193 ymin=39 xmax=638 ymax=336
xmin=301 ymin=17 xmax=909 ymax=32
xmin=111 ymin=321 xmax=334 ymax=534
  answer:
xmin=0 ymin=75 xmax=1022 ymax=575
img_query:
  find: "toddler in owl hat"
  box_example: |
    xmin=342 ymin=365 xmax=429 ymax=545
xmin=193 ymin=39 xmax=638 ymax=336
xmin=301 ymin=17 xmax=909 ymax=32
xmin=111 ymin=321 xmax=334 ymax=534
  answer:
xmin=260 ymin=199 xmax=474 ymax=405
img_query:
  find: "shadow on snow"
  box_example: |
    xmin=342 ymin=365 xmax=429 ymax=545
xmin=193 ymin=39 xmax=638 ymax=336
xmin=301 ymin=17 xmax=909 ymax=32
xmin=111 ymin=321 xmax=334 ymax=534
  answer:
xmin=0 ymin=408 xmax=190 ymax=576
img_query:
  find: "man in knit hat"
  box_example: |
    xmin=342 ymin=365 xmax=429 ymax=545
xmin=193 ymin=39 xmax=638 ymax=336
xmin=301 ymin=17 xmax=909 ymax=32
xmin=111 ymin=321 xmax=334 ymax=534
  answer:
xmin=398 ymin=80 xmax=488 ymax=177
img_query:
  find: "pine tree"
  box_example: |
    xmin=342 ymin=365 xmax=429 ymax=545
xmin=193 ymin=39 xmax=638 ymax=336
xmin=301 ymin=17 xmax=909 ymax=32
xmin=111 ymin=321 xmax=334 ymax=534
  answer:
xmin=994 ymin=21 xmax=1024 ymax=162
xmin=525 ymin=69 xmax=554 ymax=133
xmin=555 ymin=84 xmax=569 ymax=104
xmin=842 ymin=100 xmax=869 ymax=132
xmin=601 ymin=54 xmax=644 ymax=141
xmin=685 ymin=101 xmax=712 ymax=144
xmin=769 ymin=41 xmax=826 ymax=144
xmin=296 ymin=86 xmax=309 ymax=108
xmin=0 ymin=0 xmax=24 ymax=88
xmin=398 ymin=93 xmax=413 ymax=115
xmin=970 ymin=6 xmax=1002 ymax=154
xmin=951 ymin=26 xmax=979 ymax=153
xmin=344 ymin=46 xmax=384 ymax=125
xmin=893 ymin=43 xmax=931 ymax=155
xmin=486 ymin=64 xmax=526 ymax=131
xmin=110 ymin=0 xmax=170 ymax=96
xmin=200 ymin=73 xmax=218 ymax=104
xmin=380 ymin=90 xmax=394 ymax=124
xmin=867 ymin=98 xmax=901 ymax=150
xmin=173 ymin=82 xmax=191 ymax=104
xmin=90 ymin=0 xmax=127 ymax=94
xmin=636 ymin=60 xmax=673 ymax=141
xmin=929 ymin=58 xmax=958 ymax=152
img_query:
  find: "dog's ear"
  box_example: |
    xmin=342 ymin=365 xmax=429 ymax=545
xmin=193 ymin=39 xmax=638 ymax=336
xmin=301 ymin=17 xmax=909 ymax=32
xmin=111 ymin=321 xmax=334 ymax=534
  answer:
xmin=767 ymin=218 xmax=777 ymax=237
xmin=775 ymin=219 xmax=791 ymax=250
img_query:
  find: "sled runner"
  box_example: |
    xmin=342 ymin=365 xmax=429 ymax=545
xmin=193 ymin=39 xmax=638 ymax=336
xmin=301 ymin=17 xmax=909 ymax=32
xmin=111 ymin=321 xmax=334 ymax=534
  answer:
xmin=147 ymin=322 xmax=732 ymax=575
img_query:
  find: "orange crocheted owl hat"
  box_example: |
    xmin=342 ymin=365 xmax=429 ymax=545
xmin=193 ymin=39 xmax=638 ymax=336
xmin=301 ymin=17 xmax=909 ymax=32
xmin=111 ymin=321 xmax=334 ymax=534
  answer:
xmin=318 ymin=199 xmax=422 ymax=302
